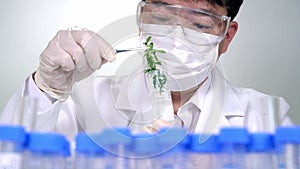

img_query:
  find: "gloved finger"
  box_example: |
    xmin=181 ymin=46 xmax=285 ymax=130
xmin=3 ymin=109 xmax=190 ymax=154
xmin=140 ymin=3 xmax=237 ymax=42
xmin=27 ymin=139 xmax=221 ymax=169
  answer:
xmin=152 ymin=119 xmax=173 ymax=129
xmin=142 ymin=125 xmax=159 ymax=134
xmin=71 ymin=30 xmax=116 ymax=70
xmin=141 ymin=119 xmax=173 ymax=134
xmin=41 ymin=37 xmax=75 ymax=72
xmin=96 ymin=34 xmax=116 ymax=62
xmin=55 ymin=30 xmax=87 ymax=71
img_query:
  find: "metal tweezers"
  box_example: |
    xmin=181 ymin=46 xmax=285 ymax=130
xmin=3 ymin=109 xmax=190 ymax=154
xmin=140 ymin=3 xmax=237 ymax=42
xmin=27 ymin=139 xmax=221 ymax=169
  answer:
xmin=115 ymin=47 xmax=147 ymax=53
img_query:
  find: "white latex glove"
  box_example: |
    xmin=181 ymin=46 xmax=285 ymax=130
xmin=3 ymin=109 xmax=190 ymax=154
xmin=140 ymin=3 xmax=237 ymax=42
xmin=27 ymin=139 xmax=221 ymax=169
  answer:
xmin=34 ymin=28 xmax=116 ymax=101
xmin=142 ymin=119 xmax=174 ymax=133
xmin=142 ymin=113 xmax=185 ymax=133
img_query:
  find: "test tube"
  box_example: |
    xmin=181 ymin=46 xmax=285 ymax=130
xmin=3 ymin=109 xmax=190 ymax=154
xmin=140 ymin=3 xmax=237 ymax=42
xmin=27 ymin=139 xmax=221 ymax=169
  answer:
xmin=275 ymin=126 xmax=300 ymax=169
xmin=75 ymin=132 xmax=105 ymax=169
xmin=246 ymin=133 xmax=275 ymax=169
xmin=23 ymin=132 xmax=68 ymax=169
xmin=18 ymin=96 xmax=38 ymax=131
xmin=188 ymin=134 xmax=221 ymax=169
xmin=99 ymin=127 xmax=132 ymax=169
xmin=131 ymin=133 xmax=159 ymax=169
xmin=219 ymin=127 xmax=249 ymax=169
xmin=260 ymin=96 xmax=281 ymax=133
xmin=157 ymin=127 xmax=188 ymax=169
xmin=64 ymin=140 xmax=73 ymax=169
xmin=0 ymin=125 xmax=26 ymax=169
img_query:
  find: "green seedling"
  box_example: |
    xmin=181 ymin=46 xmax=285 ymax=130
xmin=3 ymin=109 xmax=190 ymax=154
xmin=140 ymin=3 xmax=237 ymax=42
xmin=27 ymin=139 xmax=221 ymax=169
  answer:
xmin=143 ymin=36 xmax=167 ymax=94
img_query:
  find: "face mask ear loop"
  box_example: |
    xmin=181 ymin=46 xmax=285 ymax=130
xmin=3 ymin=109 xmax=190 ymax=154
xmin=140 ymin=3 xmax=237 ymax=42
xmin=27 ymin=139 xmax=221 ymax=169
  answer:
xmin=177 ymin=24 xmax=185 ymax=36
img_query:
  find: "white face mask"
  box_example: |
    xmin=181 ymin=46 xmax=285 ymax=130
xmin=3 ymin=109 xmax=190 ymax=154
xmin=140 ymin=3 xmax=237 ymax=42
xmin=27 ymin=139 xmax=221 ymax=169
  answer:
xmin=140 ymin=24 xmax=223 ymax=91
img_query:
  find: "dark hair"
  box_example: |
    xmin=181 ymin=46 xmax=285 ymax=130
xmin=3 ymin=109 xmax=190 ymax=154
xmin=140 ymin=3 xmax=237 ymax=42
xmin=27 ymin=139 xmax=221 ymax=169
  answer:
xmin=208 ymin=0 xmax=244 ymax=21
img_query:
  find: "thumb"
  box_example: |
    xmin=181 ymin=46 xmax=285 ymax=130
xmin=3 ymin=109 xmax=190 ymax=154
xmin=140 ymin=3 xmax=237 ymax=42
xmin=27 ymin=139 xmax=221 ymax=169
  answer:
xmin=97 ymin=35 xmax=116 ymax=62
xmin=152 ymin=119 xmax=173 ymax=129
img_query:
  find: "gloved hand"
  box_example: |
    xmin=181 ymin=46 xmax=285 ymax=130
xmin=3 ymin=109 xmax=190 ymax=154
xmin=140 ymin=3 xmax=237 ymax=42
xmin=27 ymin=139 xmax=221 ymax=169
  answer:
xmin=142 ymin=119 xmax=174 ymax=133
xmin=34 ymin=28 xmax=116 ymax=101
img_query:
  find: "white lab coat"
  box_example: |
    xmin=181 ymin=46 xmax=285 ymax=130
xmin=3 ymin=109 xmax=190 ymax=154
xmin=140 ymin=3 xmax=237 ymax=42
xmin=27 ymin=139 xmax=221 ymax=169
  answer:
xmin=0 ymin=60 xmax=293 ymax=140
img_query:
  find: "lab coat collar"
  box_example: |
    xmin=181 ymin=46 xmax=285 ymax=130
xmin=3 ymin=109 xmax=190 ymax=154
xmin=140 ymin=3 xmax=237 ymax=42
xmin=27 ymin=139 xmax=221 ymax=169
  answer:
xmin=210 ymin=67 xmax=248 ymax=117
xmin=188 ymin=75 xmax=211 ymax=111
xmin=223 ymin=84 xmax=248 ymax=117
xmin=182 ymin=67 xmax=248 ymax=118
xmin=190 ymin=67 xmax=249 ymax=134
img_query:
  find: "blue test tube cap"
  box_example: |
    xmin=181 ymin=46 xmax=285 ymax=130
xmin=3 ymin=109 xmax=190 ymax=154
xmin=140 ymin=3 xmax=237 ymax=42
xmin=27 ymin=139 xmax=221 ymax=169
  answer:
xmin=219 ymin=127 xmax=249 ymax=144
xmin=157 ymin=127 xmax=189 ymax=153
xmin=75 ymin=132 xmax=104 ymax=154
xmin=133 ymin=133 xmax=159 ymax=154
xmin=275 ymin=126 xmax=300 ymax=144
xmin=0 ymin=125 xmax=26 ymax=144
xmin=100 ymin=127 xmax=132 ymax=145
xmin=189 ymin=134 xmax=220 ymax=153
xmin=247 ymin=133 xmax=274 ymax=152
xmin=64 ymin=139 xmax=71 ymax=157
xmin=158 ymin=127 xmax=188 ymax=145
xmin=26 ymin=132 xmax=66 ymax=154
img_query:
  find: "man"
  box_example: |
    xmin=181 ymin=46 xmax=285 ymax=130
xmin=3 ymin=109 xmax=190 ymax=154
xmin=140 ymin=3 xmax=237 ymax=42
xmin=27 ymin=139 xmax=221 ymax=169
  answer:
xmin=0 ymin=0 xmax=292 ymax=140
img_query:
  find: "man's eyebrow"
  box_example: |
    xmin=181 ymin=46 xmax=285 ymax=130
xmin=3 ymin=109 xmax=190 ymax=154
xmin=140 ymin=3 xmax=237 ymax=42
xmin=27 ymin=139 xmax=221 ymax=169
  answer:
xmin=150 ymin=0 xmax=218 ymax=15
xmin=148 ymin=0 xmax=218 ymax=16
xmin=194 ymin=8 xmax=217 ymax=16
xmin=150 ymin=0 xmax=171 ymax=5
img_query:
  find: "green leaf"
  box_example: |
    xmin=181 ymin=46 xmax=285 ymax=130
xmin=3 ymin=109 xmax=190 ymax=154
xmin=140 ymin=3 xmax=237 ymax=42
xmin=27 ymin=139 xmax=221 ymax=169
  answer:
xmin=153 ymin=55 xmax=160 ymax=62
xmin=156 ymin=50 xmax=166 ymax=53
xmin=155 ymin=62 xmax=161 ymax=65
xmin=145 ymin=36 xmax=152 ymax=45
xmin=149 ymin=42 xmax=154 ymax=49
xmin=153 ymin=74 xmax=157 ymax=89
xmin=143 ymin=36 xmax=167 ymax=95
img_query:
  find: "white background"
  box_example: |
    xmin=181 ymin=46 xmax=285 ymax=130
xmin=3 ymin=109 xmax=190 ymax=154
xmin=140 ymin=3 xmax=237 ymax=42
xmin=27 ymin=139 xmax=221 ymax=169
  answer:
xmin=0 ymin=0 xmax=299 ymax=124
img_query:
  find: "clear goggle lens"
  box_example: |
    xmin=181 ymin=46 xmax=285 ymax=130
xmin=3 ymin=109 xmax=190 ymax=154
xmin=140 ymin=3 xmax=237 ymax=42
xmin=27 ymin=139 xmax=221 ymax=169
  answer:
xmin=137 ymin=1 xmax=230 ymax=40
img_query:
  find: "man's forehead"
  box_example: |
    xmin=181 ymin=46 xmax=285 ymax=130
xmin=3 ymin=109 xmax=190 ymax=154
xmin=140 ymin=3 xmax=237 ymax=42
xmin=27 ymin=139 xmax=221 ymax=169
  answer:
xmin=147 ymin=0 xmax=226 ymax=15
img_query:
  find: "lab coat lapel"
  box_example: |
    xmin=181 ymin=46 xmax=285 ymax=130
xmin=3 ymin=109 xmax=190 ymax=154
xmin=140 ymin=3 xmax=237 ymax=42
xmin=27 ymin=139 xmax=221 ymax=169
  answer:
xmin=194 ymin=68 xmax=248 ymax=134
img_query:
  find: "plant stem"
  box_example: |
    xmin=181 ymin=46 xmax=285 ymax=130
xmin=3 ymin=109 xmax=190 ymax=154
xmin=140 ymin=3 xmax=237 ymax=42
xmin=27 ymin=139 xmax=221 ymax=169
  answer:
xmin=143 ymin=36 xmax=167 ymax=94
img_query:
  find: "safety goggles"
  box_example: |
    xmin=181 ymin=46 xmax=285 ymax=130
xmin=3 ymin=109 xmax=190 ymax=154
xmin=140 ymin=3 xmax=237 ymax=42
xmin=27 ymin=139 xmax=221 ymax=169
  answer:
xmin=137 ymin=1 xmax=231 ymax=38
